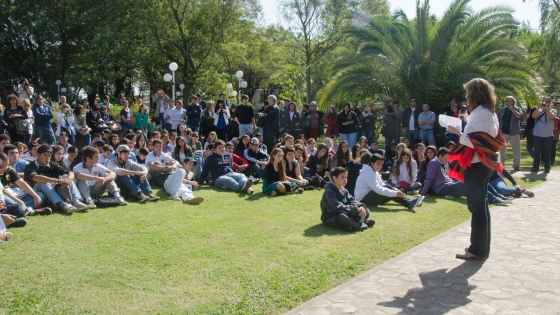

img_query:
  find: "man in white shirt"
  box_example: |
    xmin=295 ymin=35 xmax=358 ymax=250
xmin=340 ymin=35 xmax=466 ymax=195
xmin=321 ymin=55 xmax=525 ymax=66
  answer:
xmin=73 ymin=146 xmax=126 ymax=208
xmin=402 ymin=97 xmax=420 ymax=144
xmin=354 ymin=152 xmax=420 ymax=210
xmin=163 ymin=100 xmax=175 ymax=132
xmin=170 ymin=100 xmax=187 ymax=131
xmin=146 ymin=139 xmax=203 ymax=204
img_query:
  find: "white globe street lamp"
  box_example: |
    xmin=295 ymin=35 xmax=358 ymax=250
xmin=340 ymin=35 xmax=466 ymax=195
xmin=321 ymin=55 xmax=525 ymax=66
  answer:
xmin=61 ymin=87 xmax=67 ymax=93
xmin=235 ymin=71 xmax=245 ymax=105
xmin=55 ymin=80 xmax=62 ymax=102
xmin=168 ymin=62 xmax=178 ymax=101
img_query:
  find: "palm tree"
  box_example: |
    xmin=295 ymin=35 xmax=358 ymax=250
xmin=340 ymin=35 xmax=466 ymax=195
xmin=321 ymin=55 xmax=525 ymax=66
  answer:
xmin=318 ymin=0 xmax=537 ymax=110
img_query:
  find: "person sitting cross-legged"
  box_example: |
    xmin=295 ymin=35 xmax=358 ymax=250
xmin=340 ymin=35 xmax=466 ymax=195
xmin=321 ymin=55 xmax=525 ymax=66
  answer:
xmin=354 ymin=152 xmax=421 ymax=210
xmin=320 ymin=167 xmax=375 ymax=232
xmin=244 ymin=137 xmax=269 ymax=179
xmin=106 ymin=145 xmax=160 ymax=203
xmin=146 ymin=139 xmax=203 ymax=203
xmin=0 ymin=152 xmax=51 ymax=216
xmin=419 ymin=147 xmax=466 ymax=200
xmin=197 ymin=140 xmax=255 ymax=195
xmin=23 ymin=144 xmax=90 ymax=213
xmin=73 ymin=146 xmax=127 ymax=208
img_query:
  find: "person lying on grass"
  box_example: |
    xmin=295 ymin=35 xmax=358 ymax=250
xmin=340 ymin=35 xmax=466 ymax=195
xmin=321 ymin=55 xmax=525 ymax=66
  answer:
xmin=320 ymin=167 xmax=375 ymax=232
xmin=354 ymin=152 xmax=421 ymax=211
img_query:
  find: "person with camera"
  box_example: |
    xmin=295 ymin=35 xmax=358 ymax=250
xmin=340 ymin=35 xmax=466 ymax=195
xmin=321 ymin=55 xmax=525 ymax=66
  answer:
xmin=5 ymin=94 xmax=28 ymax=144
xmin=211 ymin=100 xmax=230 ymax=141
xmin=498 ymin=96 xmax=522 ymax=171
xmin=446 ymin=78 xmax=505 ymax=261
xmin=530 ymin=97 xmax=557 ymax=173
xmin=17 ymin=79 xmax=34 ymax=106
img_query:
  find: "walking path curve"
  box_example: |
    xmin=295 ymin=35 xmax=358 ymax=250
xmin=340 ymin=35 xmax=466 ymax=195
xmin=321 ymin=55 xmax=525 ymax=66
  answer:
xmin=285 ymin=170 xmax=560 ymax=315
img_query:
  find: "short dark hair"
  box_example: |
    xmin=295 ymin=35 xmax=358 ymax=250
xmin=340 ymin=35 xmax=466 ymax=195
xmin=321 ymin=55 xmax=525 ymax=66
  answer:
xmin=392 ymin=100 xmax=399 ymax=105
xmin=59 ymin=132 xmax=69 ymax=138
xmin=92 ymin=133 xmax=102 ymax=139
xmin=215 ymin=140 xmax=225 ymax=148
xmin=119 ymin=138 xmax=131 ymax=145
xmin=82 ymin=146 xmax=99 ymax=161
xmin=225 ymin=142 xmax=234 ymax=148
xmin=91 ymin=105 xmax=99 ymax=111
xmin=386 ymin=105 xmax=394 ymax=113
xmin=360 ymin=152 xmax=384 ymax=165
xmin=152 ymin=139 xmax=163 ymax=146
xmin=409 ymin=97 xmax=416 ymax=102
xmin=437 ymin=147 xmax=450 ymax=157
xmin=241 ymin=94 xmax=249 ymax=101
xmin=68 ymin=146 xmax=78 ymax=154
xmin=0 ymin=134 xmax=10 ymax=142
xmin=138 ymin=148 xmax=149 ymax=156
xmin=415 ymin=143 xmax=425 ymax=149
xmin=102 ymin=145 xmax=114 ymax=153
xmin=125 ymin=133 xmax=135 ymax=141
xmin=27 ymin=142 xmax=39 ymax=151
xmin=37 ymin=144 xmax=53 ymax=155
xmin=370 ymin=139 xmax=378 ymax=145
xmin=205 ymin=143 xmax=214 ymax=150
xmin=0 ymin=152 xmax=7 ymax=162
xmin=331 ymin=167 xmax=347 ymax=178
xmin=3 ymin=144 xmax=16 ymax=154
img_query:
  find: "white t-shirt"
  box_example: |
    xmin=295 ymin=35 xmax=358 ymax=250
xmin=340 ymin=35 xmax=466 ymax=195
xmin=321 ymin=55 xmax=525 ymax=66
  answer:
xmin=21 ymin=152 xmax=36 ymax=161
xmin=98 ymin=153 xmax=108 ymax=166
xmin=409 ymin=107 xmax=416 ymax=130
xmin=145 ymin=151 xmax=174 ymax=166
xmin=73 ymin=162 xmax=109 ymax=186
xmin=62 ymin=157 xmax=73 ymax=170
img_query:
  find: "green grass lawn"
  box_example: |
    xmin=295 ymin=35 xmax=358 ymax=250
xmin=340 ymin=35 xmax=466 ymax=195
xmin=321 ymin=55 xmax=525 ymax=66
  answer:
xmin=0 ymin=173 xmax=542 ymax=315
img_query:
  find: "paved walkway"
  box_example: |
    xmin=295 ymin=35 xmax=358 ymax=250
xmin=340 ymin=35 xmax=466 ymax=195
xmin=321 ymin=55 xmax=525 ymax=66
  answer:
xmin=286 ymin=170 xmax=560 ymax=315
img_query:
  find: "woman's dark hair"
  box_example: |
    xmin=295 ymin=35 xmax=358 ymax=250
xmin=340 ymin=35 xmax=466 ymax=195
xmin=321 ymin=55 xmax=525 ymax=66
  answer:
xmin=174 ymin=136 xmax=192 ymax=156
xmin=6 ymin=94 xmax=19 ymax=107
xmin=445 ymin=141 xmax=456 ymax=149
xmin=386 ymin=105 xmax=394 ymax=113
xmin=315 ymin=144 xmax=329 ymax=172
xmin=135 ymin=135 xmax=146 ymax=149
xmin=425 ymin=145 xmax=437 ymax=160
xmin=335 ymin=140 xmax=351 ymax=165
xmin=288 ymin=102 xmax=299 ymax=114
xmin=235 ymin=135 xmax=250 ymax=156
xmin=294 ymin=143 xmax=308 ymax=163
xmin=214 ymin=99 xmax=225 ymax=112
xmin=351 ymin=144 xmax=361 ymax=160
xmin=73 ymin=105 xmax=84 ymax=116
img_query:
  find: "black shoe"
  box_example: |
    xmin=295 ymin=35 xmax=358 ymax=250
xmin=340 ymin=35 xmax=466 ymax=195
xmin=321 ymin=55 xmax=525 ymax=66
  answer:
xmin=36 ymin=207 xmax=52 ymax=216
xmin=545 ymin=168 xmax=551 ymax=174
xmin=357 ymin=223 xmax=368 ymax=231
xmin=135 ymin=192 xmax=150 ymax=203
xmin=365 ymin=219 xmax=376 ymax=227
xmin=205 ymin=177 xmax=214 ymax=185
xmin=8 ymin=218 xmax=27 ymax=228
xmin=146 ymin=193 xmax=160 ymax=202
xmin=513 ymin=167 xmax=520 ymax=172
xmin=530 ymin=168 xmax=538 ymax=172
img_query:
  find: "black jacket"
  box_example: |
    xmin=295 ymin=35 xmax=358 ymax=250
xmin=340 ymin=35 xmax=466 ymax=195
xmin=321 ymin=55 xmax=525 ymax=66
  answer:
xmin=401 ymin=107 xmax=421 ymax=130
xmin=261 ymin=104 xmax=279 ymax=130
xmin=320 ymin=182 xmax=365 ymax=223
xmin=197 ymin=152 xmax=235 ymax=186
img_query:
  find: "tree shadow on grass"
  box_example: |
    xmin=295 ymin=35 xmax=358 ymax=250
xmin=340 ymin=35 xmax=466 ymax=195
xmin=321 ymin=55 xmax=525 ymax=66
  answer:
xmin=378 ymin=261 xmax=484 ymax=314
xmin=303 ymin=223 xmax=351 ymax=237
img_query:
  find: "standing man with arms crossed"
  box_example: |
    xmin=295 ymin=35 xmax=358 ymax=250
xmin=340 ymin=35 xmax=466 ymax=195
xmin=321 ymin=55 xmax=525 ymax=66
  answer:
xmin=258 ymin=95 xmax=279 ymax=154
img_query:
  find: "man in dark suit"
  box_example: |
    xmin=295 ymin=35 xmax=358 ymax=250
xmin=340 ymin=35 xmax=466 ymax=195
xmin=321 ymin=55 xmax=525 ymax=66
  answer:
xmin=258 ymin=95 xmax=279 ymax=153
xmin=401 ymin=97 xmax=421 ymax=144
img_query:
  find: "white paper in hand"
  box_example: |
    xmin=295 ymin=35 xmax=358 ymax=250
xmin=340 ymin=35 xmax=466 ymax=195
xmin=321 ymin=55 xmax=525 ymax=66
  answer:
xmin=438 ymin=115 xmax=462 ymax=131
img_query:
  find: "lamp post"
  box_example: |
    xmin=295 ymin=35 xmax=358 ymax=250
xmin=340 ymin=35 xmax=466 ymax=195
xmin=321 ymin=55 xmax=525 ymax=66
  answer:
xmin=61 ymin=87 xmax=67 ymax=97
xmin=235 ymin=71 xmax=244 ymax=106
xmin=179 ymin=83 xmax=185 ymax=101
xmin=55 ymin=80 xmax=62 ymax=102
xmin=169 ymin=62 xmax=178 ymax=101
xmin=226 ymin=82 xmax=233 ymax=107
xmin=163 ymin=73 xmax=172 ymax=100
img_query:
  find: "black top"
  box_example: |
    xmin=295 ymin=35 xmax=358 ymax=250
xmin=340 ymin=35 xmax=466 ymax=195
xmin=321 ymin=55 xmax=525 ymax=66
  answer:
xmin=360 ymin=111 xmax=377 ymax=130
xmin=284 ymin=160 xmax=299 ymax=179
xmin=401 ymin=107 xmax=421 ymax=130
xmin=261 ymin=104 xmax=280 ymax=130
xmin=264 ymin=163 xmax=280 ymax=183
xmin=345 ymin=161 xmax=362 ymax=196
xmin=337 ymin=111 xmax=359 ymax=134
xmin=0 ymin=166 xmax=21 ymax=188
xmin=306 ymin=154 xmax=331 ymax=177
xmin=4 ymin=105 xmax=28 ymax=127
xmin=235 ymin=105 xmax=254 ymax=125
xmin=24 ymin=161 xmax=68 ymax=186
xmin=382 ymin=114 xmax=397 ymax=138
xmin=86 ymin=111 xmax=102 ymax=130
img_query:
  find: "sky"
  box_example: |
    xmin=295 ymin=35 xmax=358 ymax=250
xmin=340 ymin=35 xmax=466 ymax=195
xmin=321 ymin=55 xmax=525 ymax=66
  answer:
xmin=259 ymin=0 xmax=542 ymax=29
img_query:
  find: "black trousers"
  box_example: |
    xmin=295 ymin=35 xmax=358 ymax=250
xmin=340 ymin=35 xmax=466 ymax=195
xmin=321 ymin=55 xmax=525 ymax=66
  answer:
xmin=323 ymin=210 xmax=370 ymax=231
xmin=464 ymin=162 xmax=494 ymax=257
xmin=264 ymin=128 xmax=277 ymax=154
xmin=360 ymin=185 xmax=410 ymax=208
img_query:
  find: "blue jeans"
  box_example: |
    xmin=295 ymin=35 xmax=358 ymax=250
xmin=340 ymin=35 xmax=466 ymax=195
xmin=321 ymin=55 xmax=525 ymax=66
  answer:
xmin=77 ymin=132 xmax=91 ymax=146
xmin=489 ymin=177 xmax=519 ymax=197
xmin=33 ymin=182 xmax=81 ymax=204
xmin=532 ymin=135 xmax=553 ymax=170
xmin=114 ymin=175 xmax=152 ymax=196
xmin=384 ymin=136 xmax=397 ymax=151
xmin=361 ymin=129 xmax=375 ymax=144
xmin=440 ymin=181 xmax=466 ymax=197
xmin=36 ymin=125 xmax=56 ymax=144
xmin=187 ymin=124 xmax=200 ymax=133
xmin=405 ymin=129 xmax=420 ymax=144
xmin=486 ymin=184 xmax=505 ymax=203
xmin=339 ymin=132 xmax=358 ymax=148
xmin=214 ymin=172 xmax=249 ymax=192
xmin=4 ymin=192 xmax=46 ymax=211
xmin=420 ymin=129 xmax=436 ymax=145
xmin=249 ymin=164 xmax=264 ymax=178
xmin=239 ymin=124 xmax=254 ymax=136
xmin=1 ymin=203 xmax=25 ymax=218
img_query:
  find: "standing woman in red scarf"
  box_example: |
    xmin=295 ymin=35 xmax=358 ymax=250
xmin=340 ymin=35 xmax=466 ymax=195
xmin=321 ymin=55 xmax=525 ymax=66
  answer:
xmin=307 ymin=102 xmax=324 ymax=140
xmin=446 ymin=78 xmax=504 ymax=261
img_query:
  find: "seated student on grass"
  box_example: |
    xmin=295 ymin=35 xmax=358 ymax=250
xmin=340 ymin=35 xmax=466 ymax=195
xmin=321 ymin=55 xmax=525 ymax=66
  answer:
xmin=0 ymin=152 xmax=51 ymax=216
xmin=197 ymin=140 xmax=255 ymax=195
xmin=146 ymin=139 xmax=179 ymax=183
xmin=283 ymin=146 xmax=308 ymax=189
xmin=106 ymin=145 xmax=159 ymax=203
xmin=52 ymin=132 xmax=70 ymax=156
xmin=21 ymin=142 xmax=38 ymax=162
xmin=225 ymin=142 xmax=253 ymax=179
xmin=173 ymin=136 xmax=193 ymax=162
xmin=169 ymin=157 xmax=204 ymax=205
xmin=0 ymin=183 xmax=28 ymax=228
xmin=306 ymin=138 xmax=317 ymax=156
xmin=419 ymin=147 xmax=465 ymax=198
xmin=305 ymin=144 xmax=332 ymax=187
xmin=320 ymin=167 xmax=375 ymax=232
xmin=73 ymin=146 xmax=127 ymax=208
xmin=368 ymin=139 xmax=384 ymax=157
xmin=346 ymin=148 xmax=368 ymax=196
xmin=322 ymin=137 xmax=336 ymax=157
xmin=63 ymin=146 xmax=78 ymax=170
xmin=23 ymin=144 xmax=90 ymax=213
xmin=354 ymin=152 xmax=421 ymax=210
xmin=51 ymin=145 xmax=65 ymax=166
xmin=244 ymin=137 xmax=269 ymax=179
xmin=413 ymin=143 xmax=425 ymax=164
xmin=4 ymin=144 xmax=28 ymax=176
xmin=262 ymin=148 xmax=302 ymax=196
xmin=98 ymin=145 xmax=114 ymax=166
xmin=331 ymin=140 xmax=351 ymax=169
xmin=294 ymin=144 xmax=309 ymax=176
xmin=137 ymin=147 xmax=149 ymax=165
xmin=488 ymin=168 xmax=534 ymax=198
xmin=390 ymin=148 xmax=422 ymax=194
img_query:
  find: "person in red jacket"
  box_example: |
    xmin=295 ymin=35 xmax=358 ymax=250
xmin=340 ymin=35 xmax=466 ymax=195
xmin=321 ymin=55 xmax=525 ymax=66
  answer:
xmin=225 ymin=142 xmax=255 ymax=180
xmin=325 ymin=105 xmax=339 ymax=137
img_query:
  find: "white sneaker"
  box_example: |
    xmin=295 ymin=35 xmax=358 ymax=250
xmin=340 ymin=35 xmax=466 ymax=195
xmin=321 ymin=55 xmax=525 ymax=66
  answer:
xmin=171 ymin=194 xmax=181 ymax=201
xmin=417 ymin=195 xmax=425 ymax=207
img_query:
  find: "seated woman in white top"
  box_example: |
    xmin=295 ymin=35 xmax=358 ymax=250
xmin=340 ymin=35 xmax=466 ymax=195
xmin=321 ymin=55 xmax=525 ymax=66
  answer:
xmin=390 ymin=148 xmax=422 ymax=194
